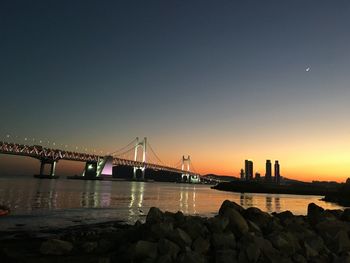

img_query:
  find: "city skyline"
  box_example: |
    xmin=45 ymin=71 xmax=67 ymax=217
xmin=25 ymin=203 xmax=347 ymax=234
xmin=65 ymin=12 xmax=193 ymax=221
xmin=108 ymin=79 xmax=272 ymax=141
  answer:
xmin=1 ymin=1 xmax=350 ymax=182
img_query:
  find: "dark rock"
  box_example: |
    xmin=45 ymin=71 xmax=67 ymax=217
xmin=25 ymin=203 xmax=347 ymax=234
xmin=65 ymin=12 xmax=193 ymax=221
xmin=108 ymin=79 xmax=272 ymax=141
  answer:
xmin=303 ymin=235 xmax=325 ymax=254
xmin=220 ymin=207 xmax=249 ymax=237
xmin=244 ymin=207 xmax=271 ymax=231
xmin=158 ymin=238 xmax=180 ymax=259
xmin=156 ymin=254 xmax=172 ymax=263
xmin=215 ymin=249 xmax=238 ymax=263
xmin=207 ymin=216 xmax=229 ymax=233
xmin=246 ymin=220 xmax=262 ymax=235
xmin=265 ymin=217 xmax=283 ymax=234
xmin=212 ymin=232 xmax=236 ymax=250
xmin=245 ymin=243 xmax=261 ymax=262
xmin=275 ymin=210 xmax=294 ymax=223
xmin=81 ymin=241 xmax=98 ymax=253
xmin=40 ymin=239 xmax=73 ymax=255
xmin=133 ymin=240 xmax=158 ymax=260
xmin=330 ymin=230 xmax=350 ymax=253
xmin=342 ymin=208 xmax=350 ymax=222
xmin=147 ymin=207 xmax=164 ymax=224
xmin=239 ymin=233 xmax=281 ymax=262
xmin=325 ymin=209 xmax=343 ymax=219
xmin=219 ymin=200 xmax=245 ymax=215
xmin=175 ymin=211 xmax=186 ymax=225
xmin=292 ymin=254 xmax=307 ymax=263
xmin=315 ymin=220 xmax=350 ymax=241
xmin=267 ymin=232 xmax=299 ymax=256
xmin=333 ymin=254 xmax=350 ymax=263
xmin=192 ymin=236 xmax=210 ymax=254
xmin=182 ymin=217 xmax=209 ymax=240
xmin=98 ymin=257 xmax=111 ymax=263
xmin=97 ymin=238 xmax=114 ymax=253
xmin=307 ymin=203 xmax=324 ymax=224
xmin=177 ymin=251 xmax=207 ymax=263
xmin=302 ymin=242 xmax=319 ymax=259
xmin=150 ymin=222 xmax=174 ymax=240
xmin=168 ymin=228 xmax=192 ymax=249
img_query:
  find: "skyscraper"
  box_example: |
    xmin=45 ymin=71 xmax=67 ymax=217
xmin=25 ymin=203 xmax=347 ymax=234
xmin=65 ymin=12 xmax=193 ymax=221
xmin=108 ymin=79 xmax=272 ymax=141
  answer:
xmin=265 ymin=160 xmax=272 ymax=182
xmin=240 ymin=169 xmax=245 ymax=180
xmin=244 ymin=160 xmax=249 ymax=181
xmin=248 ymin=161 xmax=253 ymax=180
xmin=274 ymin=160 xmax=280 ymax=184
xmin=244 ymin=160 xmax=253 ymax=181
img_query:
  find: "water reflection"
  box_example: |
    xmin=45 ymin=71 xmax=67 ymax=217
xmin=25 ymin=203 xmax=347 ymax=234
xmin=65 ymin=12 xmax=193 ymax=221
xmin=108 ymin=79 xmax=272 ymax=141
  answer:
xmin=266 ymin=196 xmax=272 ymax=212
xmin=0 ymin=178 xmax=346 ymax=228
xmin=32 ymin=179 xmax=58 ymax=210
xmin=240 ymin=194 xmax=253 ymax=207
xmin=179 ymin=185 xmax=197 ymax=214
xmin=275 ymin=197 xmax=281 ymax=212
xmin=128 ymin=182 xmax=145 ymax=220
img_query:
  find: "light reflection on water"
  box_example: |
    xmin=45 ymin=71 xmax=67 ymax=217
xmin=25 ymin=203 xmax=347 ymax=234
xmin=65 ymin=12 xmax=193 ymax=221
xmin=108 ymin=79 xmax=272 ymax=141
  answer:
xmin=0 ymin=177 xmax=346 ymax=230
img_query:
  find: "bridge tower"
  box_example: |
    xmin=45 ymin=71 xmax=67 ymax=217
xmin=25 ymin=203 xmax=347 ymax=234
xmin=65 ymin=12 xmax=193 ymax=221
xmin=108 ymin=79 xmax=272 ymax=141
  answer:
xmin=181 ymin=155 xmax=191 ymax=182
xmin=133 ymin=137 xmax=147 ymax=180
xmin=36 ymin=159 xmax=58 ymax=178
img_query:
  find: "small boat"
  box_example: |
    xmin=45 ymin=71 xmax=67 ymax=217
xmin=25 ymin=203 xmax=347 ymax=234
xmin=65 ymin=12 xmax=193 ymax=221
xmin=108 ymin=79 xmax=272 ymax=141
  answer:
xmin=0 ymin=205 xmax=10 ymax=216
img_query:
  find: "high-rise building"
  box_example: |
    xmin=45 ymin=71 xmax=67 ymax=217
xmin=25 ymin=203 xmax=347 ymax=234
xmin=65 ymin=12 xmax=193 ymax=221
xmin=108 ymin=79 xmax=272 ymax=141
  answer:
xmin=240 ymin=169 xmax=245 ymax=180
xmin=255 ymin=172 xmax=261 ymax=181
xmin=274 ymin=160 xmax=280 ymax=184
xmin=265 ymin=160 xmax=272 ymax=182
xmin=249 ymin=161 xmax=253 ymax=180
xmin=244 ymin=160 xmax=249 ymax=181
xmin=244 ymin=160 xmax=253 ymax=181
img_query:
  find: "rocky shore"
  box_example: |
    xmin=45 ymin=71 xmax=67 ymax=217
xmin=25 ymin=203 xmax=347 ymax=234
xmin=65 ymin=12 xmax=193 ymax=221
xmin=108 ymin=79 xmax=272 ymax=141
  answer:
xmin=1 ymin=201 xmax=350 ymax=263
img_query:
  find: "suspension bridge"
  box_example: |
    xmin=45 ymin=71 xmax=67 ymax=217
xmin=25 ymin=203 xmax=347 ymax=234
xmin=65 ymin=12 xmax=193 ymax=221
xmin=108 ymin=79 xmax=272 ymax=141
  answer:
xmin=0 ymin=137 xmax=203 ymax=183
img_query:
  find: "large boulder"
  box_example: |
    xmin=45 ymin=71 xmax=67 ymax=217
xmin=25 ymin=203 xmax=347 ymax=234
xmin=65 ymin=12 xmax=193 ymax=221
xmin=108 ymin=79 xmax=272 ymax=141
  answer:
xmin=244 ymin=207 xmax=271 ymax=231
xmin=150 ymin=221 xmax=174 ymax=240
xmin=341 ymin=208 xmax=350 ymax=222
xmin=238 ymin=233 xmax=281 ymax=262
xmin=206 ymin=216 xmax=229 ymax=233
xmin=158 ymin=238 xmax=180 ymax=260
xmin=168 ymin=228 xmax=192 ymax=249
xmin=315 ymin=220 xmax=350 ymax=240
xmin=274 ymin=211 xmax=294 ymax=226
xmin=146 ymin=207 xmax=164 ymax=224
xmin=181 ymin=217 xmax=209 ymax=240
xmin=212 ymin=232 xmax=236 ymax=250
xmin=133 ymin=240 xmax=158 ymax=260
xmin=40 ymin=239 xmax=73 ymax=255
xmin=219 ymin=200 xmax=245 ymax=215
xmin=302 ymin=235 xmax=325 ymax=254
xmin=177 ymin=251 xmax=207 ymax=263
xmin=329 ymin=230 xmax=350 ymax=253
xmin=215 ymin=249 xmax=238 ymax=263
xmin=220 ymin=207 xmax=249 ymax=237
xmin=192 ymin=236 xmax=210 ymax=254
xmin=267 ymin=232 xmax=300 ymax=256
xmin=307 ymin=203 xmax=324 ymax=224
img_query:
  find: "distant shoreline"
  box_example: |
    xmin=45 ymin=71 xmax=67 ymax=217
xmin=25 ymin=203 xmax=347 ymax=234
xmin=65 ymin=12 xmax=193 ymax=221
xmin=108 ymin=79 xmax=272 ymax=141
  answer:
xmin=211 ymin=180 xmax=339 ymax=197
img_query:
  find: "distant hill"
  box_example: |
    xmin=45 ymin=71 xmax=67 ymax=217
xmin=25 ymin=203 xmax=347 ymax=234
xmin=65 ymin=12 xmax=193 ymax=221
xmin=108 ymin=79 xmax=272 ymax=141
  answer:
xmin=202 ymin=174 xmax=239 ymax=182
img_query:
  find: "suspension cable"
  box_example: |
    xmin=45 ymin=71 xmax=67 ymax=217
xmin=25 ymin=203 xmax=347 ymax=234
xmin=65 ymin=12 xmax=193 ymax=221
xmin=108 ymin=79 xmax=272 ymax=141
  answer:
xmin=146 ymin=142 xmax=165 ymax=165
xmin=109 ymin=138 xmax=137 ymax=155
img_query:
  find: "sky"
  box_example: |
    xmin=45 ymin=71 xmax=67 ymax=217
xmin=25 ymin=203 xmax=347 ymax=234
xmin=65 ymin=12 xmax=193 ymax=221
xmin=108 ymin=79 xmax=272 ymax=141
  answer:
xmin=1 ymin=0 xmax=350 ymax=182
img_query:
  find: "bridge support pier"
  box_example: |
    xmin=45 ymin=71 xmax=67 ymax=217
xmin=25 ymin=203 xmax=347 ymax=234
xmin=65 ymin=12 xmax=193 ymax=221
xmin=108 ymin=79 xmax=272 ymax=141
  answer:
xmin=74 ymin=156 xmax=113 ymax=180
xmin=34 ymin=159 xmax=58 ymax=179
xmin=133 ymin=167 xmax=145 ymax=181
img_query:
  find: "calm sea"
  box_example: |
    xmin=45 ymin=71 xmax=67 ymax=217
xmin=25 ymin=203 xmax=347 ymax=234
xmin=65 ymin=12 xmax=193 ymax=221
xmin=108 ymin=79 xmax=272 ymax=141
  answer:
xmin=0 ymin=177 xmax=345 ymax=231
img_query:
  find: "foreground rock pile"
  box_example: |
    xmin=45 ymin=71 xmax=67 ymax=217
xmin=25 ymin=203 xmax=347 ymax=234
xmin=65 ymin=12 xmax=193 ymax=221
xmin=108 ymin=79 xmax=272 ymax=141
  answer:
xmin=2 ymin=201 xmax=350 ymax=263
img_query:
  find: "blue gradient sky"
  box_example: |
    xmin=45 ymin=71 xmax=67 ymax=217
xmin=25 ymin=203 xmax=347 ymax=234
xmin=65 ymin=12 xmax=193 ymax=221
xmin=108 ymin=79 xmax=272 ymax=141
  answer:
xmin=1 ymin=1 xmax=350 ymax=181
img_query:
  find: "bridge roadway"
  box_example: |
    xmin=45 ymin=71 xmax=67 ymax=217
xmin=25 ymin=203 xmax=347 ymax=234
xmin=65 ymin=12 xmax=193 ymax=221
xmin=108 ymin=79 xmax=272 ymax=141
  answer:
xmin=0 ymin=141 xmax=199 ymax=177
